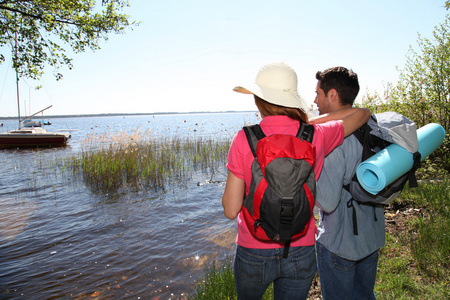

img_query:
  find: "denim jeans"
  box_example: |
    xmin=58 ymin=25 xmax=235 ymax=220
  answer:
xmin=234 ymin=245 xmax=316 ymax=300
xmin=316 ymin=242 xmax=378 ymax=300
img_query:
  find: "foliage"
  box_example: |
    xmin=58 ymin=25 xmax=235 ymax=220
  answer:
xmin=0 ymin=0 xmax=137 ymax=80
xmin=387 ymin=14 xmax=450 ymax=131
xmin=361 ymin=13 xmax=450 ymax=172
xmin=359 ymin=84 xmax=393 ymax=114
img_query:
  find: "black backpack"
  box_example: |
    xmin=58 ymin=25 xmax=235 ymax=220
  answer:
xmin=241 ymin=122 xmax=315 ymax=258
xmin=344 ymin=112 xmax=421 ymax=235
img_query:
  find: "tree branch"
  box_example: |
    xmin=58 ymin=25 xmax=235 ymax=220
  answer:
xmin=0 ymin=4 xmax=82 ymax=26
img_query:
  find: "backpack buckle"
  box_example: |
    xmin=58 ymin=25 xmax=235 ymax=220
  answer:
xmin=280 ymin=199 xmax=294 ymax=224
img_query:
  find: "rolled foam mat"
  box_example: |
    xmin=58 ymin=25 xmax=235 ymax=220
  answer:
xmin=356 ymin=123 xmax=446 ymax=195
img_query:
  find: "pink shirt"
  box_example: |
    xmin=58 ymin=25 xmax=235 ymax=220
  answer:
xmin=226 ymin=115 xmax=344 ymax=249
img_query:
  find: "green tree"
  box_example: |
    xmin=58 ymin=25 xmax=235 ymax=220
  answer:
xmin=386 ymin=12 xmax=450 ymax=172
xmin=0 ymin=0 xmax=137 ymax=80
xmin=360 ymin=84 xmax=393 ymax=114
xmin=390 ymin=14 xmax=450 ymax=131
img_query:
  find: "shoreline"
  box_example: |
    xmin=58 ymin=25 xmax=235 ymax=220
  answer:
xmin=0 ymin=108 xmax=319 ymax=120
xmin=0 ymin=110 xmax=258 ymax=120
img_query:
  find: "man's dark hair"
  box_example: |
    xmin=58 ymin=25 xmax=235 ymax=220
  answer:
xmin=315 ymin=67 xmax=360 ymax=106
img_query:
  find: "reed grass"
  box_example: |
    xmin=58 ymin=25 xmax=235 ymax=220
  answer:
xmin=66 ymin=129 xmax=230 ymax=193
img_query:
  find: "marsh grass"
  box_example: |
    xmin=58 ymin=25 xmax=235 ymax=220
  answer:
xmin=67 ymin=129 xmax=230 ymax=193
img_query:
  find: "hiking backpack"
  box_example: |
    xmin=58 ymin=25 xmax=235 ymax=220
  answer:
xmin=241 ymin=121 xmax=315 ymax=258
xmin=345 ymin=112 xmax=421 ymax=235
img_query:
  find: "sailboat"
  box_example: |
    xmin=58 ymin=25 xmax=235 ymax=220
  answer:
xmin=0 ymin=109 xmax=71 ymax=149
xmin=0 ymin=126 xmax=71 ymax=149
xmin=0 ymin=26 xmax=71 ymax=149
xmin=0 ymin=68 xmax=71 ymax=149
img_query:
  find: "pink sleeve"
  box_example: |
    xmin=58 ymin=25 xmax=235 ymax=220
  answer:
xmin=226 ymin=130 xmax=246 ymax=180
xmin=312 ymin=121 xmax=344 ymax=179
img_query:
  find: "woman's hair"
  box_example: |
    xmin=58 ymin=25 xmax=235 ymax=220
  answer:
xmin=254 ymin=95 xmax=309 ymax=123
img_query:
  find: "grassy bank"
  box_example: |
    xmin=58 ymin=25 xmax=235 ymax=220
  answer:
xmin=375 ymin=178 xmax=449 ymax=299
xmin=191 ymin=178 xmax=449 ymax=300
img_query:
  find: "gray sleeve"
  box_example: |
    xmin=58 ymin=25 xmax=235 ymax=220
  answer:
xmin=316 ymin=136 xmax=362 ymax=213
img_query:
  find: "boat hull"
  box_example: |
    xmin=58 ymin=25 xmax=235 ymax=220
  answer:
xmin=0 ymin=129 xmax=71 ymax=149
xmin=23 ymin=120 xmax=43 ymax=127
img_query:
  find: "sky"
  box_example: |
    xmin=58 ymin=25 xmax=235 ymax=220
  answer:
xmin=0 ymin=0 xmax=448 ymax=117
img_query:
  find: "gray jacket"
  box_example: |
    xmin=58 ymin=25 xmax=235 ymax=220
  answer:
xmin=316 ymin=134 xmax=385 ymax=261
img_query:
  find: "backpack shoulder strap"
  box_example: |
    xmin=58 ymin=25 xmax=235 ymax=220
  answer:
xmin=243 ymin=124 xmax=266 ymax=157
xmin=352 ymin=120 xmax=392 ymax=161
xmin=352 ymin=122 xmax=375 ymax=161
xmin=244 ymin=121 xmax=314 ymax=157
xmin=296 ymin=121 xmax=314 ymax=143
xmin=352 ymin=122 xmax=371 ymax=144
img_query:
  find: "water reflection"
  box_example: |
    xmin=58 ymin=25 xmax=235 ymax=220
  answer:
xmin=0 ymin=198 xmax=36 ymax=241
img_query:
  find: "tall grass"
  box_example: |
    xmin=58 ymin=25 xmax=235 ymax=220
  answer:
xmin=66 ymin=129 xmax=230 ymax=193
xmin=192 ymin=261 xmax=236 ymax=300
xmin=375 ymin=179 xmax=449 ymax=299
xmin=192 ymin=261 xmax=274 ymax=300
xmin=398 ymin=178 xmax=450 ymax=278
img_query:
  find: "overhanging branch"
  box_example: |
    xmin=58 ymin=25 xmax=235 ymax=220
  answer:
xmin=0 ymin=4 xmax=82 ymax=26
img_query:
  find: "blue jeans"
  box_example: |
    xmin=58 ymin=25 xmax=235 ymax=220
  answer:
xmin=316 ymin=242 xmax=378 ymax=300
xmin=234 ymin=245 xmax=317 ymax=300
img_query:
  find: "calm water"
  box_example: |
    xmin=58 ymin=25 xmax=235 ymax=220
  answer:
xmin=0 ymin=112 xmax=259 ymax=299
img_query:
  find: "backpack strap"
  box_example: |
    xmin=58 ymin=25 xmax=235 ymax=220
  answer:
xmin=282 ymin=240 xmax=291 ymax=258
xmin=352 ymin=121 xmax=392 ymax=161
xmin=297 ymin=122 xmax=315 ymax=143
xmin=346 ymin=198 xmax=359 ymax=235
xmin=352 ymin=123 xmax=373 ymax=161
xmin=408 ymin=151 xmax=421 ymax=188
xmin=244 ymin=121 xmax=314 ymax=156
xmin=346 ymin=197 xmax=379 ymax=235
xmin=280 ymin=197 xmax=295 ymax=258
xmin=243 ymin=124 xmax=266 ymax=157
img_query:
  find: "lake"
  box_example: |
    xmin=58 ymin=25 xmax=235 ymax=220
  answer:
xmin=0 ymin=112 xmax=260 ymax=299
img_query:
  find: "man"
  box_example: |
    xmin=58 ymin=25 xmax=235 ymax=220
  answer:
xmin=314 ymin=67 xmax=385 ymax=300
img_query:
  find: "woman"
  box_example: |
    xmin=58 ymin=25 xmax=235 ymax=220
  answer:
xmin=222 ymin=62 xmax=370 ymax=300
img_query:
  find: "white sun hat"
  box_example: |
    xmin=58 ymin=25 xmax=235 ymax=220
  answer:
xmin=233 ymin=62 xmax=307 ymax=110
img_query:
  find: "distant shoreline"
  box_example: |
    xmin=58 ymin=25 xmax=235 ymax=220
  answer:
xmin=0 ymin=110 xmax=258 ymax=120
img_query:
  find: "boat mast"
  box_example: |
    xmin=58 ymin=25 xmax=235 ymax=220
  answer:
xmin=14 ymin=16 xmax=21 ymax=129
xmin=16 ymin=63 xmax=21 ymax=129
